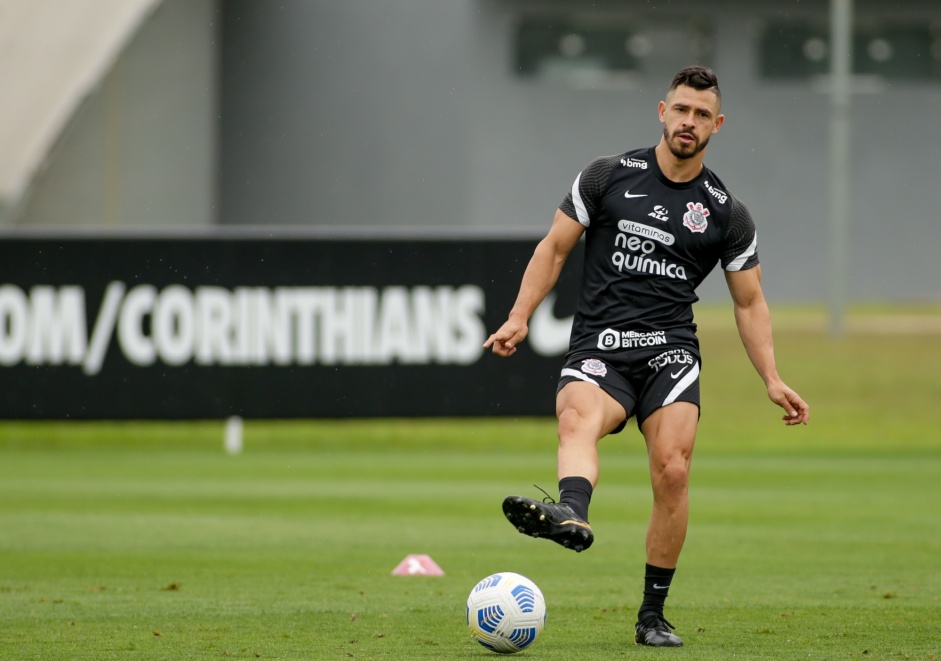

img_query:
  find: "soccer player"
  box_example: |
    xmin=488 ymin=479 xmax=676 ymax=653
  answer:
xmin=483 ymin=65 xmax=809 ymax=648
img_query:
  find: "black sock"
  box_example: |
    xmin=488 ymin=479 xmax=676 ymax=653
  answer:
xmin=558 ymin=476 xmax=593 ymax=521
xmin=638 ymin=563 xmax=676 ymax=620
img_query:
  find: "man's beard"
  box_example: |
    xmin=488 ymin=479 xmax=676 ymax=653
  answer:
xmin=663 ymin=126 xmax=710 ymax=160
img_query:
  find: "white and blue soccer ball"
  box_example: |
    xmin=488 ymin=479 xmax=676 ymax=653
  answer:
xmin=466 ymin=572 xmax=546 ymax=654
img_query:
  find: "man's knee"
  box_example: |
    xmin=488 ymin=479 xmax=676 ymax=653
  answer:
xmin=556 ymin=405 xmax=584 ymax=437
xmin=556 ymin=382 xmax=625 ymax=438
xmin=652 ymin=459 xmax=690 ymax=494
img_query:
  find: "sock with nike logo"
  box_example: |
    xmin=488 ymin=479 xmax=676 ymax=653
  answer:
xmin=558 ymin=476 xmax=593 ymax=521
xmin=639 ymin=563 xmax=676 ymax=620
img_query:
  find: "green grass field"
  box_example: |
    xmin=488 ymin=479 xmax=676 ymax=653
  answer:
xmin=1 ymin=305 xmax=940 ymax=660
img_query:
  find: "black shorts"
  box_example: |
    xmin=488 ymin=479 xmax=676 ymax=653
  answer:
xmin=556 ymin=333 xmax=701 ymax=434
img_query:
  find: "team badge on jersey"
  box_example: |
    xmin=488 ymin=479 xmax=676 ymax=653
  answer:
xmin=581 ymin=358 xmax=607 ymax=377
xmin=683 ymin=202 xmax=710 ymax=233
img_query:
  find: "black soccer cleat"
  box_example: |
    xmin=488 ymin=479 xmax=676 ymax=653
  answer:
xmin=502 ymin=495 xmax=594 ymax=552
xmin=634 ymin=613 xmax=684 ymax=647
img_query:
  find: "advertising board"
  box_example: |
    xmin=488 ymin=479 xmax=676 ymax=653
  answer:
xmin=0 ymin=232 xmax=582 ymax=419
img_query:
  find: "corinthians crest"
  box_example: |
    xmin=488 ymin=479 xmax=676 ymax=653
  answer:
xmin=581 ymin=358 xmax=607 ymax=377
xmin=683 ymin=202 xmax=710 ymax=233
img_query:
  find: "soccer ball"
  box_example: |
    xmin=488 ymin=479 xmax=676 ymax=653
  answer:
xmin=466 ymin=572 xmax=546 ymax=654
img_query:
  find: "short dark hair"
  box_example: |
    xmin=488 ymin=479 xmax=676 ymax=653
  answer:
xmin=668 ymin=65 xmax=721 ymax=105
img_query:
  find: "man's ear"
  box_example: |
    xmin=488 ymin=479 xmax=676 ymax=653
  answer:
xmin=712 ymin=113 xmax=725 ymax=134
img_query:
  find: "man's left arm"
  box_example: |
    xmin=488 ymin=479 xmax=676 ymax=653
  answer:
xmin=725 ymin=266 xmax=810 ymax=426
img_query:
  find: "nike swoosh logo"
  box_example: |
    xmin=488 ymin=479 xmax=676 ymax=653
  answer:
xmin=624 ymin=191 xmax=647 ymax=198
xmin=670 ymin=366 xmax=689 ymax=379
xmin=652 ymin=583 xmax=671 ymax=590
xmin=529 ymin=293 xmax=573 ymax=356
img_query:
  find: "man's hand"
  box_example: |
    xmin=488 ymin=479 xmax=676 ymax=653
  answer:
xmin=767 ymin=380 xmax=810 ymax=426
xmin=483 ymin=210 xmax=584 ymax=358
xmin=483 ymin=319 xmax=528 ymax=357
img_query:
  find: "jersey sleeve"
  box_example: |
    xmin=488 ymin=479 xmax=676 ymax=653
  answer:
xmin=722 ymin=194 xmax=760 ymax=271
xmin=559 ymin=155 xmax=620 ymax=227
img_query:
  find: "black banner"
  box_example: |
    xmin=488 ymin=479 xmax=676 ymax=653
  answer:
xmin=0 ymin=232 xmax=583 ymax=419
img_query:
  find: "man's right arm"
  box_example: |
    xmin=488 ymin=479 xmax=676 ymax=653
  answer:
xmin=483 ymin=209 xmax=585 ymax=357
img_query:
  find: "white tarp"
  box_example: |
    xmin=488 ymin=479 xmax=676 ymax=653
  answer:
xmin=0 ymin=0 xmax=161 ymax=209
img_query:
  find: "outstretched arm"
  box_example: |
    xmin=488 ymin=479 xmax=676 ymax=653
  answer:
xmin=484 ymin=209 xmax=585 ymax=357
xmin=725 ymin=266 xmax=810 ymax=425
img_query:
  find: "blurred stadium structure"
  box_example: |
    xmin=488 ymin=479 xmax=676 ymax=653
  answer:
xmin=1 ymin=0 xmax=939 ymax=305
xmin=0 ymin=0 xmax=214 ymax=229
xmin=0 ymin=0 xmax=160 ymax=223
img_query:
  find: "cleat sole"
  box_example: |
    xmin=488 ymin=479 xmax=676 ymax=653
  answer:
xmin=501 ymin=495 xmax=594 ymax=552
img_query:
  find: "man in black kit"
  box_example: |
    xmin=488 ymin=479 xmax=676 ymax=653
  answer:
xmin=484 ymin=66 xmax=809 ymax=648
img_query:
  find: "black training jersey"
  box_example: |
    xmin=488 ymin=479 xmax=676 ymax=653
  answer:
xmin=559 ymin=146 xmax=759 ymax=354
